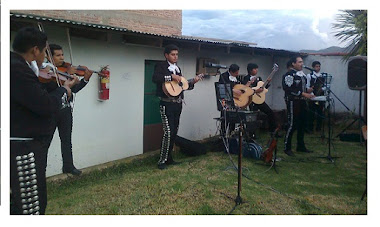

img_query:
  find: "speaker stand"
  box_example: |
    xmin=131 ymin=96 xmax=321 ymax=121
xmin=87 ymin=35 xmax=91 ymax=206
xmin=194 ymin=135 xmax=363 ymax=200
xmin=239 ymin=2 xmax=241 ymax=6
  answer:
xmin=335 ymin=90 xmax=366 ymax=144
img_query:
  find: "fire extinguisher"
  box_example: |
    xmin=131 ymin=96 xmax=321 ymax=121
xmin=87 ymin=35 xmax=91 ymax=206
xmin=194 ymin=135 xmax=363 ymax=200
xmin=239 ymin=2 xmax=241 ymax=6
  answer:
xmin=98 ymin=65 xmax=110 ymax=101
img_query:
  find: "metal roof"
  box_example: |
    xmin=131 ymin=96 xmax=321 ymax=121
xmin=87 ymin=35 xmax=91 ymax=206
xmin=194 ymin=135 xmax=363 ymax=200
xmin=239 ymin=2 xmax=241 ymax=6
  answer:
xmin=10 ymin=12 xmax=300 ymax=56
xmin=10 ymin=13 xmax=254 ymax=46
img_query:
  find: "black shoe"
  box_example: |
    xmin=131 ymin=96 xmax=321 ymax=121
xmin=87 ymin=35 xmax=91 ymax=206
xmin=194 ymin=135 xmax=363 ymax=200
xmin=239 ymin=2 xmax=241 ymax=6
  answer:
xmin=158 ymin=163 xmax=167 ymax=170
xmin=63 ymin=167 xmax=82 ymax=176
xmin=297 ymin=147 xmax=313 ymax=153
xmin=284 ymin=150 xmax=296 ymax=156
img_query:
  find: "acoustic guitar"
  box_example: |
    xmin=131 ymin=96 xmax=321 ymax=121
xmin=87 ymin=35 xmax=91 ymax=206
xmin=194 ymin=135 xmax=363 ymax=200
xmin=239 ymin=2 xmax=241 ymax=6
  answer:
xmin=233 ymin=84 xmax=254 ymax=108
xmin=251 ymin=63 xmax=279 ymax=105
xmin=162 ymin=74 xmax=204 ymax=97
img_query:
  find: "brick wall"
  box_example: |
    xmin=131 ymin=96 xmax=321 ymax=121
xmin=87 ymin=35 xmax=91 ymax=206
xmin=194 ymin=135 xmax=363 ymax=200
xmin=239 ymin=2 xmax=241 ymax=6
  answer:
xmin=11 ymin=10 xmax=182 ymax=36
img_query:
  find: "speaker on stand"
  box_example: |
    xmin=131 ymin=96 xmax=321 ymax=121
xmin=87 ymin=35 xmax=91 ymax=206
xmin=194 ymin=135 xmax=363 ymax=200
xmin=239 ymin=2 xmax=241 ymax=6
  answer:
xmin=337 ymin=56 xmax=367 ymax=143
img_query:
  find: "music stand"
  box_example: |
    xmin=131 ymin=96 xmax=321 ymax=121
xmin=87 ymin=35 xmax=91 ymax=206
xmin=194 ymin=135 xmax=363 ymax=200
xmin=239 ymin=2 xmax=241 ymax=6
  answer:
xmin=215 ymin=82 xmax=234 ymax=111
xmin=215 ymin=82 xmax=247 ymax=212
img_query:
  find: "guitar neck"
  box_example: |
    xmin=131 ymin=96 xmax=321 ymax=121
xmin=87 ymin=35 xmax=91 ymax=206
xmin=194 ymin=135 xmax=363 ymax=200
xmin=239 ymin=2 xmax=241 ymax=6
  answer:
xmin=262 ymin=69 xmax=277 ymax=88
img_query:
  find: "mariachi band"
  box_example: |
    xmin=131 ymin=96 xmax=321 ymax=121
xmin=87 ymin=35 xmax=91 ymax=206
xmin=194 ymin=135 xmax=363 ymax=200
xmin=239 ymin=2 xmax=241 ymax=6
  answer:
xmin=10 ymin=26 xmax=327 ymax=214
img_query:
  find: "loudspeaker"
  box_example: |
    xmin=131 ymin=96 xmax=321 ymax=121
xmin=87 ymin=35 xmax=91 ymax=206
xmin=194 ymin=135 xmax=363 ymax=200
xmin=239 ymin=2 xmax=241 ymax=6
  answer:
xmin=347 ymin=56 xmax=367 ymax=90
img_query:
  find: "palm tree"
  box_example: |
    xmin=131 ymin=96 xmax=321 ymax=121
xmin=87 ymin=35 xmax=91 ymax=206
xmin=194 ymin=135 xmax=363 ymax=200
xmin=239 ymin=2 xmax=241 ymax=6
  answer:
xmin=332 ymin=10 xmax=367 ymax=60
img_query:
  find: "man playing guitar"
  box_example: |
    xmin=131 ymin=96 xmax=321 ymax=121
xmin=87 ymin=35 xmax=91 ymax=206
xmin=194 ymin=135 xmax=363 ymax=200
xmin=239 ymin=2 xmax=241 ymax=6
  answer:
xmin=152 ymin=44 xmax=201 ymax=170
xmin=242 ymin=63 xmax=277 ymax=134
xmin=218 ymin=64 xmax=253 ymax=136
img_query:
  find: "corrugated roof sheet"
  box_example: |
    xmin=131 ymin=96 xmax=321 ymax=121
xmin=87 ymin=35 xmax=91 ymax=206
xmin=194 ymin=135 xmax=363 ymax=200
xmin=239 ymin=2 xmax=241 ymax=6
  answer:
xmin=10 ymin=12 xmax=299 ymax=56
xmin=10 ymin=13 xmax=257 ymax=47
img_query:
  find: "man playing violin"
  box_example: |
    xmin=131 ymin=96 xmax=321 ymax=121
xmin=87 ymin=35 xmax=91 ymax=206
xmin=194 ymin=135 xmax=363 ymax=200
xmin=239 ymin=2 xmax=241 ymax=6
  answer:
xmin=152 ymin=44 xmax=201 ymax=170
xmin=42 ymin=43 xmax=93 ymax=176
xmin=10 ymin=27 xmax=78 ymax=214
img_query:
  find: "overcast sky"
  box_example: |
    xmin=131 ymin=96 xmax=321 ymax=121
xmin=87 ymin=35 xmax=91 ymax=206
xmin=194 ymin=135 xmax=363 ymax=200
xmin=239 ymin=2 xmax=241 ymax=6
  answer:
xmin=182 ymin=10 xmax=348 ymax=51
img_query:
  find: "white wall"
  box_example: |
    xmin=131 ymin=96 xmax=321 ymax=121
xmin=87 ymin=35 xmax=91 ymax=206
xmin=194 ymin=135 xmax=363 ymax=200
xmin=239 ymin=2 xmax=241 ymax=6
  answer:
xmin=46 ymin=30 xmax=155 ymax=176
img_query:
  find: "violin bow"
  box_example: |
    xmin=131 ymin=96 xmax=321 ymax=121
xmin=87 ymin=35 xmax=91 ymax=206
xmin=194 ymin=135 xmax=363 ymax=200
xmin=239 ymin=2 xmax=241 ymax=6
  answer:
xmin=66 ymin=26 xmax=105 ymax=76
xmin=38 ymin=23 xmax=71 ymax=107
xmin=37 ymin=22 xmax=61 ymax=87
xmin=66 ymin=27 xmax=74 ymax=65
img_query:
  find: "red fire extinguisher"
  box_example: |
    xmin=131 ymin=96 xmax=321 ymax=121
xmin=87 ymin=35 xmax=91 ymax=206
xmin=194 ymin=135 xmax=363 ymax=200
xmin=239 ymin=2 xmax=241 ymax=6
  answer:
xmin=98 ymin=65 xmax=110 ymax=101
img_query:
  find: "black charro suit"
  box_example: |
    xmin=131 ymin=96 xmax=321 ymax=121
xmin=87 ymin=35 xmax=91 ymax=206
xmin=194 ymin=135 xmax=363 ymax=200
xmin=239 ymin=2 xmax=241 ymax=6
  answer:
xmin=10 ymin=51 xmax=68 ymax=214
xmin=152 ymin=61 xmax=196 ymax=166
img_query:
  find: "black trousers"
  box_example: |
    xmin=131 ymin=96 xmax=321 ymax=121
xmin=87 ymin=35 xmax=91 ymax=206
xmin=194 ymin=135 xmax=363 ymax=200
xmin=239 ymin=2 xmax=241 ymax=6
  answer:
xmin=54 ymin=107 xmax=75 ymax=171
xmin=158 ymin=101 xmax=182 ymax=164
xmin=10 ymin=136 xmax=51 ymax=215
xmin=284 ymin=99 xmax=307 ymax=151
xmin=307 ymin=101 xmax=324 ymax=131
xmin=249 ymin=102 xmax=277 ymax=132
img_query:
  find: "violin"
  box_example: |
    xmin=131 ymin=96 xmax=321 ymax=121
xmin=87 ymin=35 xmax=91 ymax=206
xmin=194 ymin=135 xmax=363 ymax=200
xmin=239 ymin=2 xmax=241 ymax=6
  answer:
xmin=38 ymin=67 xmax=75 ymax=85
xmin=58 ymin=62 xmax=102 ymax=76
xmin=261 ymin=126 xmax=280 ymax=163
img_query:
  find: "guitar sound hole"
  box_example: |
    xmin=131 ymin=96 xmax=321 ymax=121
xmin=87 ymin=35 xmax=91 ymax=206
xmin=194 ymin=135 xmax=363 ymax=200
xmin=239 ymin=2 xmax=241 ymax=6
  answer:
xmin=179 ymin=82 xmax=183 ymax=86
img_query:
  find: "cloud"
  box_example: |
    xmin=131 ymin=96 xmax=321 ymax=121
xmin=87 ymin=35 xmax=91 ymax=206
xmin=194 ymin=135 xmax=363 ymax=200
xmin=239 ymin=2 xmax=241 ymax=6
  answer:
xmin=182 ymin=10 xmax=345 ymax=51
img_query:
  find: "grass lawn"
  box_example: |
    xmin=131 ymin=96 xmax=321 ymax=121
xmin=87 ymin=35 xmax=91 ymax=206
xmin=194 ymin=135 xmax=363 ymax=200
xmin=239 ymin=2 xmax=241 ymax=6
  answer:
xmin=46 ymin=127 xmax=367 ymax=215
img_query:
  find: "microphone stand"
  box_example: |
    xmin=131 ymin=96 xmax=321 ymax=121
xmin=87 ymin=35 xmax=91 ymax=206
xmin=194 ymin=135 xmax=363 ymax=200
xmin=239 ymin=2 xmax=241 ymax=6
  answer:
xmin=228 ymin=120 xmax=245 ymax=214
xmin=236 ymin=121 xmax=243 ymax=205
xmin=317 ymin=83 xmax=340 ymax=163
xmin=303 ymin=69 xmax=338 ymax=162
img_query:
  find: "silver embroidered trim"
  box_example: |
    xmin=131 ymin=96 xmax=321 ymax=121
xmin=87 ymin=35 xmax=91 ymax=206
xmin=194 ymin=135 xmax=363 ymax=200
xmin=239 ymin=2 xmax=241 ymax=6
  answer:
xmin=285 ymin=75 xmax=294 ymax=87
xmin=158 ymin=105 xmax=171 ymax=164
xmin=15 ymin=152 xmax=40 ymax=215
xmin=164 ymin=75 xmax=172 ymax=82
xmin=285 ymin=101 xmax=294 ymax=150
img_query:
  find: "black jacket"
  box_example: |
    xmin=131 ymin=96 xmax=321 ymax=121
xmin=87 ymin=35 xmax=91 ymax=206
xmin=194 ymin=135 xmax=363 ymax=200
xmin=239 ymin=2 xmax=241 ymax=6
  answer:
xmin=218 ymin=71 xmax=242 ymax=87
xmin=152 ymin=61 xmax=195 ymax=99
xmin=308 ymin=72 xmax=325 ymax=96
xmin=282 ymin=69 xmax=307 ymax=100
xmin=10 ymin=52 xmax=67 ymax=137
